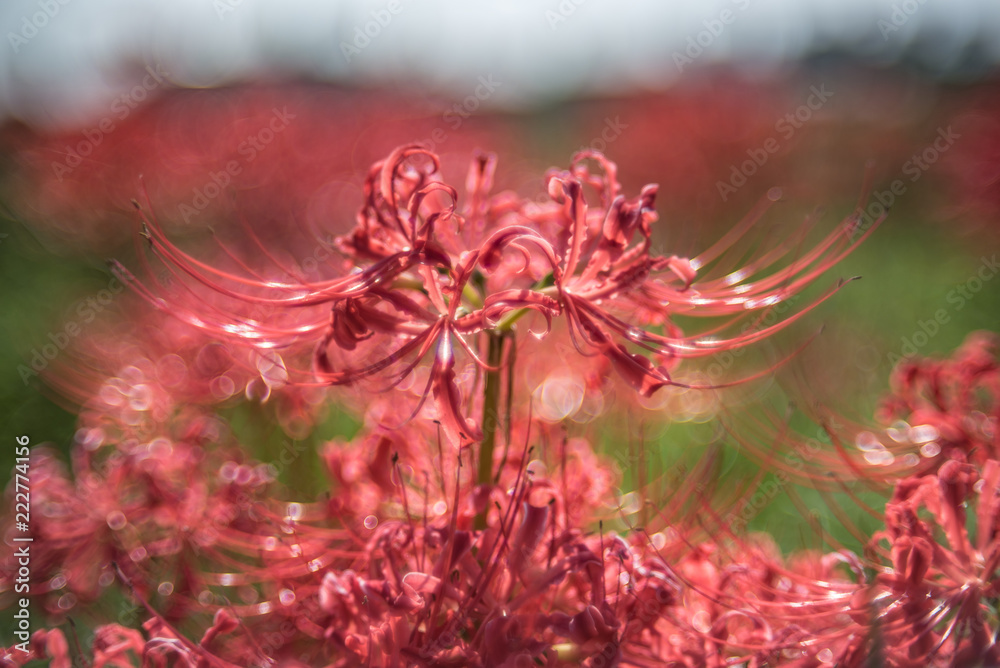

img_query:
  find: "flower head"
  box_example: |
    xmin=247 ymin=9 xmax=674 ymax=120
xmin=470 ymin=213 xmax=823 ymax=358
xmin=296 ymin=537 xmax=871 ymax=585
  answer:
xmin=123 ymin=145 xmax=877 ymax=447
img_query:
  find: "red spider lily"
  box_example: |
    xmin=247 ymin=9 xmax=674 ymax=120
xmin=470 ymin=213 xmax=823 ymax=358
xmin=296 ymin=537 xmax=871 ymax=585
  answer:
xmin=599 ymin=77 xmax=928 ymax=221
xmin=0 ymin=86 xmax=515 ymax=253
xmin=941 ymin=90 xmax=1000 ymax=229
xmin=866 ymin=458 xmax=1000 ymax=666
xmin=0 ymin=400 xmax=638 ymax=666
xmin=877 ymin=331 xmax=1000 ymax=471
xmin=0 ymin=628 xmax=71 ymax=668
xmin=10 ymin=331 xmax=1000 ymax=666
xmin=7 ymin=125 xmax=945 ymax=667
xmin=120 ymin=145 xmax=880 ymax=450
xmin=712 ymin=332 xmax=1000 ymax=494
xmin=3 ymin=378 xmax=856 ymax=667
xmin=37 ymin=301 xmax=326 ymax=441
xmin=705 ymin=336 xmax=1000 ymax=666
xmin=0 ymin=413 xmax=335 ymax=623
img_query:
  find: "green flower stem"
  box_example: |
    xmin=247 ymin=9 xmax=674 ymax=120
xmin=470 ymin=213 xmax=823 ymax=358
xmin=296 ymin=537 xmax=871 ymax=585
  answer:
xmin=462 ymin=282 xmax=484 ymax=309
xmin=495 ymin=285 xmax=559 ymax=332
xmin=475 ymin=331 xmax=505 ymax=529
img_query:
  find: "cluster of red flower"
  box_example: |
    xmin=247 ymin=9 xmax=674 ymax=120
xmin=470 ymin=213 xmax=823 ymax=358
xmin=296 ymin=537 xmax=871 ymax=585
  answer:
xmin=2 ymin=144 xmax=996 ymax=667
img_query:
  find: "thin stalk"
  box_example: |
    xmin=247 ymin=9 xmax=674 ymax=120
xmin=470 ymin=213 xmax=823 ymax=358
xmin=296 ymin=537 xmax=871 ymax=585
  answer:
xmin=476 ymin=331 xmax=505 ymax=528
xmin=495 ymin=334 xmax=517 ymax=484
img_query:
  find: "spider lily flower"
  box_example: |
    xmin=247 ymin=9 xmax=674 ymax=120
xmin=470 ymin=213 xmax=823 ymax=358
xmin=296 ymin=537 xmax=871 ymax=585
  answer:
xmin=877 ymin=331 xmax=1000 ymax=471
xmin=867 ymin=458 xmax=1000 ymax=666
xmin=4 ymin=86 xmax=517 ymax=254
xmin=13 ymin=337 xmax=1000 ymax=666
xmin=122 ymin=145 xmax=879 ymax=447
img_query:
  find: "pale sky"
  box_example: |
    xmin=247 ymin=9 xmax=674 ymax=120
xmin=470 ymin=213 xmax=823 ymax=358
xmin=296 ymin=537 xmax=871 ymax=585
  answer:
xmin=1 ymin=0 xmax=998 ymax=128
